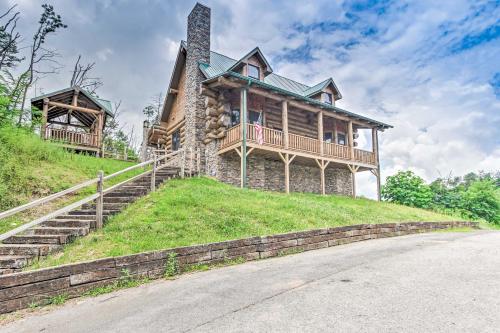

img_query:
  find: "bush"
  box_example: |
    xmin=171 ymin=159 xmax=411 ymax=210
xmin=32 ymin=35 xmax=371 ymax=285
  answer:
xmin=460 ymin=180 xmax=499 ymax=224
xmin=382 ymin=171 xmax=434 ymax=208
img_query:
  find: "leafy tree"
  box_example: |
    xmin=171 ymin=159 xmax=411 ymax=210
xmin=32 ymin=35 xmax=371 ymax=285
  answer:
xmin=382 ymin=171 xmax=433 ymax=208
xmin=460 ymin=180 xmax=499 ymax=224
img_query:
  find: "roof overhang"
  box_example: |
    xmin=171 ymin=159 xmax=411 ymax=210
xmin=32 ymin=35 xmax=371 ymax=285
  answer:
xmin=160 ymin=42 xmax=187 ymax=122
xmin=202 ymin=71 xmax=392 ymax=130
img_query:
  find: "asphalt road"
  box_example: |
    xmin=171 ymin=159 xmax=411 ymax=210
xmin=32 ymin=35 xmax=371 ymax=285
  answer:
xmin=2 ymin=230 xmax=500 ymax=333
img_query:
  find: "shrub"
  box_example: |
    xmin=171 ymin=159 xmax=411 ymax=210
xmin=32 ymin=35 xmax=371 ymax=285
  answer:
xmin=460 ymin=180 xmax=499 ymax=224
xmin=382 ymin=171 xmax=433 ymax=208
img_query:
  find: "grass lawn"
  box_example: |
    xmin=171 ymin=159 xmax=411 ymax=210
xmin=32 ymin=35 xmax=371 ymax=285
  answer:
xmin=0 ymin=125 xmax=143 ymax=234
xmin=31 ymin=177 xmax=468 ymax=269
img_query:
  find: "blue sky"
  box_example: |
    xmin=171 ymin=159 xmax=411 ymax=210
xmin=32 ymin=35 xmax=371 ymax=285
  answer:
xmin=3 ymin=0 xmax=499 ymax=198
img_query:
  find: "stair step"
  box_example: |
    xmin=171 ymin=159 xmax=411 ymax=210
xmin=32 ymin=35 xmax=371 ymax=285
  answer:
xmin=3 ymin=234 xmax=72 ymax=245
xmin=82 ymin=202 xmax=129 ymax=210
xmin=103 ymin=196 xmax=138 ymax=203
xmin=41 ymin=220 xmax=92 ymax=228
xmin=0 ymin=244 xmax=61 ymax=256
xmin=30 ymin=227 xmax=89 ymax=237
xmin=55 ymin=214 xmax=96 ymax=220
xmin=0 ymin=255 xmax=32 ymax=269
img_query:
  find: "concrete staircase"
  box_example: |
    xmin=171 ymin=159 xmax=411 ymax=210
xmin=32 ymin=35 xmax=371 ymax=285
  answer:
xmin=0 ymin=167 xmax=181 ymax=275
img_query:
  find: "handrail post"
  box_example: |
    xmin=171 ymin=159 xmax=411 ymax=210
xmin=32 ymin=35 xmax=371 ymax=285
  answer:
xmin=151 ymin=154 xmax=157 ymax=192
xmin=96 ymin=170 xmax=104 ymax=229
xmin=180 ymin=149 xmax=185 ymax=178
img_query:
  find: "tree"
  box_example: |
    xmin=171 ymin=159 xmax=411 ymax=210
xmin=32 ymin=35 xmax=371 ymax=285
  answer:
xmin=17 ymin=4 xmax=67 ymax=124
xmin=0 ymin=4 xmax=23 ymax=70
xmin=382 ymin=171 xmax=433 ymax=208
xmin=69 ymin=55 xmax=103 ymax=95
xmin=460 ymin=180 xmax=499 ymax=224
xmin=142 ymin=92 xmax=163 ymax=124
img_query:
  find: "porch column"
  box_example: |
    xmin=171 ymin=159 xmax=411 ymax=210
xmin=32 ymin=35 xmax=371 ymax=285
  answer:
xmin=240 ymin=87 xmax=248 ymax=188
xmin=41 ymin=98 xmax=49 ymax=140
xmin=97 ymin=111 xmax=104 ymax=157
xmin=282 ymin=100 xmax=288 ymax=149
xmin=70 ymin=89 xmax=79 ymax=125
xmin=279 ymin=153 xmax=296 ymax=194
xmin=315 ymin=159 xmax=330 ymax=195
xmin=348 ymin=120 xmax=354 ymax=160
xmin=318 ymin=111 xmax=323 ymax=155
xmin=347 ymin=164 xmax=360 ymax=198
xmin=333 ymin=119 xmax=338 ymax=144
xmin=372 ymin=128 xmax=381 ymax=201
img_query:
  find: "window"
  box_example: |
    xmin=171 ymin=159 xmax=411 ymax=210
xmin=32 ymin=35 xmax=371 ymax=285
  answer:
xmin=172 ymin=129 xmax=181 ymax=151
xmin=248 ymin=110 xmax=262 ymax=124
xmin=322 ymin=92 xmax=333 ymax=105
xmin=231 ymin=109 xmax=240 ymax=127
xmin=337 ymin=133 xmax=346 ymax=145
xmin=323 ymin=132 xmax=333 ymax=143
xmin=248 ymin=64 xmax=260 ymax=80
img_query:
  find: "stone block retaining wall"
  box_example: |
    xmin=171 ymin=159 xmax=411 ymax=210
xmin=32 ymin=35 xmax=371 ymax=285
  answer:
xmin=0 ymin=221 xmax=477 ymax=314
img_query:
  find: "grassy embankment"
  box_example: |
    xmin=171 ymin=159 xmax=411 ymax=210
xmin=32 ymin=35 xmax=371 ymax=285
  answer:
xmin=32 ymin=176 xmax=470 ymax=269
xmin=0 ymin=125 xmax=142 ymax=234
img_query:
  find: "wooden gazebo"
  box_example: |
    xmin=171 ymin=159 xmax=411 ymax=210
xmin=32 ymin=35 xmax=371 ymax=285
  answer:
xmin=31 ymin=87 xmax=113 ymax=155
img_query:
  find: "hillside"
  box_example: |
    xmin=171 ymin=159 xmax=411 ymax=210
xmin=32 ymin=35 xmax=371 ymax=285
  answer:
xmin=0 ymin=125 xmax=138 ymax=234
xmin=31 ymin=177 xmax=468 ymax=269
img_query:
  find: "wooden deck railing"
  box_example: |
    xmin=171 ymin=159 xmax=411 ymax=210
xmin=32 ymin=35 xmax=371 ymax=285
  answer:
xmin=354 ymin=148 xmax=376 ymax=165
xmin=220 ymin=124 xmax=241 ymax=149
xmin=46 ymin=128 xmax=99 ymax=147
xmin=323 ymin=141 xmax=350 ymax=160
xmin=219 ymin=124 xmax=377 ymax=166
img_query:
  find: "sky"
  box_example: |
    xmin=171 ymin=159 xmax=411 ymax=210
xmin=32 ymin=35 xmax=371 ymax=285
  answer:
xmin=2 ymin=0 xmax=499 ymax=198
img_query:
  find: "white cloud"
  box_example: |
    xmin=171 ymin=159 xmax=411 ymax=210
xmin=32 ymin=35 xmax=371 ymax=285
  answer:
xmin=96 ymin=48 xmax=113 ymax=62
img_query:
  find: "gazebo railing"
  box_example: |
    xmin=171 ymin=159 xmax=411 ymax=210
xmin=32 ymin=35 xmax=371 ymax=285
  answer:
xmin=46 ymin=128 xmax=99 ymax=147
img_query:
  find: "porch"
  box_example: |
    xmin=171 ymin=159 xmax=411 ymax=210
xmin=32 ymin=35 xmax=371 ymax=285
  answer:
xmin=220 ymin=123 xmax=376 ymax=167
xmin=31 ymin=87 xmax=113 ymax=155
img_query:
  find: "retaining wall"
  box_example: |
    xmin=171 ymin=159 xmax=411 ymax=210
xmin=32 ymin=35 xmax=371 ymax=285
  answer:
xmin=0 ymin=221 xmax=478 ymax=314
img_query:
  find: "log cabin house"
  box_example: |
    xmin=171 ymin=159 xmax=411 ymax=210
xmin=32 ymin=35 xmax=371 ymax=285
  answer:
xmin=31 ymin=86 xmax=113 ymax=155
xmin=146 ymin=3 xmax=392 ymax=198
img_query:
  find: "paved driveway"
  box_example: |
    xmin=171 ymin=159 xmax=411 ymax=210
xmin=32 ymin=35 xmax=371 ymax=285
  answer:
xmin=2 ymin=230 xmax=500 ymax=332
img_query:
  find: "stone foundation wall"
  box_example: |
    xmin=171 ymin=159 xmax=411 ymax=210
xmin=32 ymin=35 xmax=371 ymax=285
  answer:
xmin=215 ymin=153 xmax=353 ymax=195
xmin=0 ymin=221 xmax=478 ymax=314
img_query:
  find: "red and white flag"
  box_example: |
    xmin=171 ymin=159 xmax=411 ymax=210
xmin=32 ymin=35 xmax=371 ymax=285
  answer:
xmin=255 ymin=113 xmax=264 ymax=145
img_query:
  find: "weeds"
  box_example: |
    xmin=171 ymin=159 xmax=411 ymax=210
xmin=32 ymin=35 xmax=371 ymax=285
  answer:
xmin=164 ymin=252 xmax=179 ymax=278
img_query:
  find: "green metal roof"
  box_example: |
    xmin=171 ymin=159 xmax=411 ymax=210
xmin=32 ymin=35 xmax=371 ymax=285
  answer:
xmin=195 ymin=43 xmax=391 ymax=129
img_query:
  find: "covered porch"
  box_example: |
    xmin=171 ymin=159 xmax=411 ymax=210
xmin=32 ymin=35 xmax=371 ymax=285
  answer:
xmin=31 ymin=87 xmax=113 ymax=155
xmin=203 ymin=78 xmax=387 ymax=199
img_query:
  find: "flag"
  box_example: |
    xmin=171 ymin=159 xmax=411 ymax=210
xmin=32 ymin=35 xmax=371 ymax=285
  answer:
xmin=255 ymin=112 xmax=264 ymax=145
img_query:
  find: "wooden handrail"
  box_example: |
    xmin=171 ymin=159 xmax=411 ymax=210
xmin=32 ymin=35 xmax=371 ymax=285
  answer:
xmin=0 ymin=148 xmax=189 ymax=240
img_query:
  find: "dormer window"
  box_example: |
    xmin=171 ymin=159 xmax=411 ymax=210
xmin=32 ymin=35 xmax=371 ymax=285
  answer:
xmin=248 ymin=64 xmax=260 ymax=80
xmin=322 ymin=92 xmax=333 ymax=105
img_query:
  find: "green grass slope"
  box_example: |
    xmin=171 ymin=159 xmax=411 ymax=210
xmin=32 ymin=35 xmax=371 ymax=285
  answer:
xmin=0 ymin=125 xmax=138 ymax=233
xmin=32 ymin=177 xmax=467 ymax=269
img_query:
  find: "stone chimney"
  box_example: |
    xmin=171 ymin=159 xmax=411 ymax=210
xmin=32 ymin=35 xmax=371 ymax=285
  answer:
xmin=184 ymin=3 xmax=210 ymax=168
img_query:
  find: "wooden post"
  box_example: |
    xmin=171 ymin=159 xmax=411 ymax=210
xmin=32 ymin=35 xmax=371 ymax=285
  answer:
xmin=315 ymin=160 xmax=330 ymax=195
xmin=333 ymin=119 xmax=338 ymax=144
xmin=151 ymin=154 xmax=157 ymax=192
xmin=240 ymin=88 xmax=248 ymax=188
xmin=41 ymin=99 xmax=49 ymax=140
xmin=279 ymin=153 xmax=296 ymax=194
xmin=96 ymin=170 xmax=104 ymax=229
xmin=348 ymin=120 xmax=354 ymax=160
xmin=318 ymin=111 xmax=323 ymax=155
xmin=282 ymin=100 xmax=288 ymax=149
xmin=347 ymin=164 xmax=359 ymax=198
xmin=372 ymin=128 xmax=381 ymax=201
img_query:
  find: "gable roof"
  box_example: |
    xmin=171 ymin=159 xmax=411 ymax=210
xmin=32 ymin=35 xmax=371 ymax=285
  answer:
xmin=31 ymin=86 xmax=114 ymax=117
xmin=227 ymin=47 xmax=273 ymax=75
xmin=162 ymin=41 xmax=391 ymax=130
xmin=199 ymin=50 xmax=342 ymax=101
